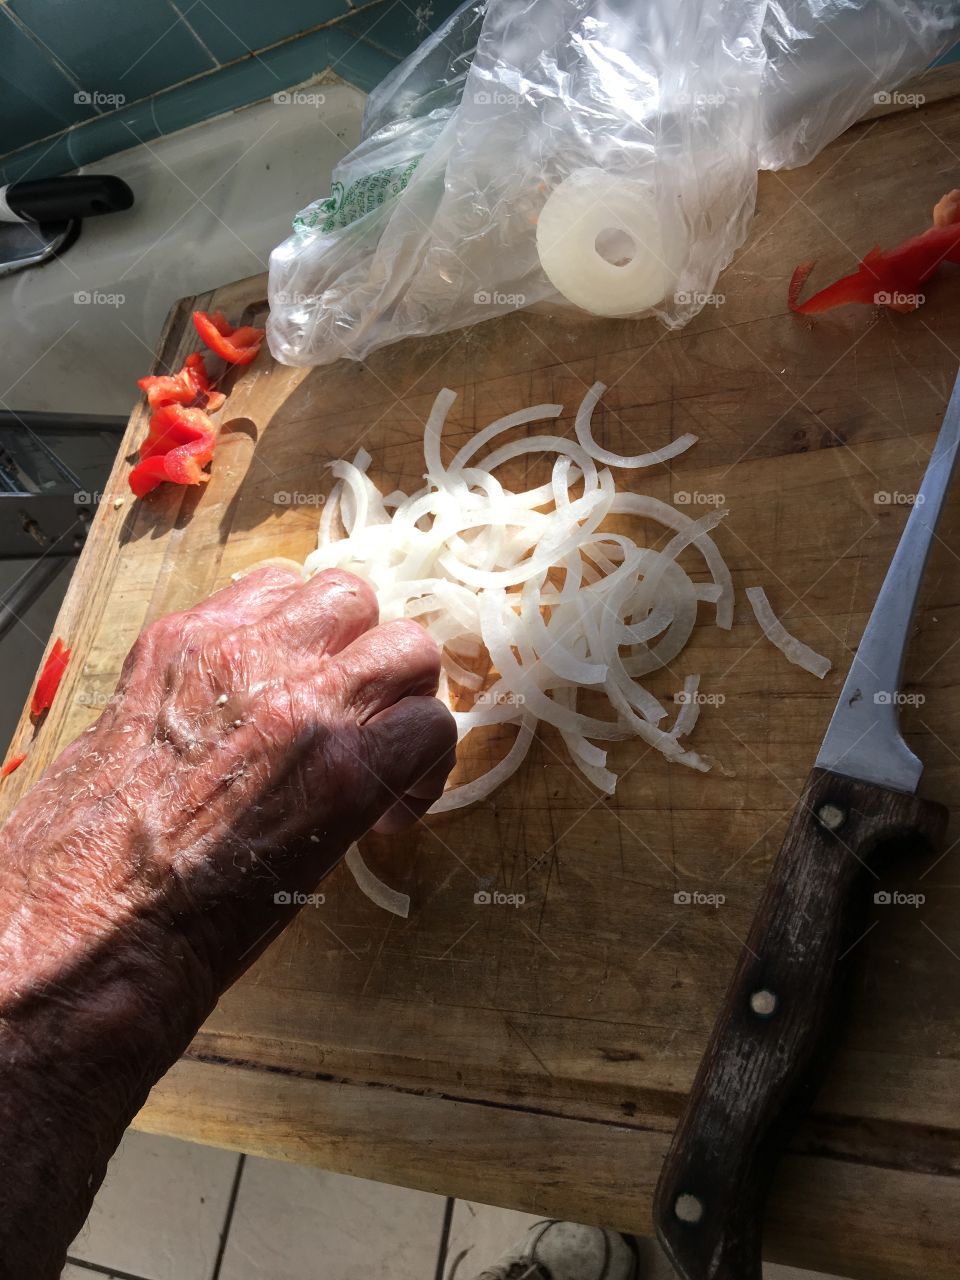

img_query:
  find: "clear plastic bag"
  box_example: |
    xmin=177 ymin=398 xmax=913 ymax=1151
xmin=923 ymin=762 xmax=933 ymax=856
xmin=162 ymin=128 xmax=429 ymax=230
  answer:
xmin=759 ymin=0 xmax=957 ymax=168
xmin=268 ymin=0 xmax=957 ymax=368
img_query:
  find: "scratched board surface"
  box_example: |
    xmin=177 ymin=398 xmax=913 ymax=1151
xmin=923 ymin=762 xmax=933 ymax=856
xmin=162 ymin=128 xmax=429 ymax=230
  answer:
xmin=4 ymin=69 xmax=960 ymax=1279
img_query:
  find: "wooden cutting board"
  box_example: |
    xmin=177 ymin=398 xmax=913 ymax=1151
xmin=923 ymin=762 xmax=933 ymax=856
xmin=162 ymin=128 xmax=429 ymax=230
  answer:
xmin=5 ymin=66 xmax=960 ymax=1280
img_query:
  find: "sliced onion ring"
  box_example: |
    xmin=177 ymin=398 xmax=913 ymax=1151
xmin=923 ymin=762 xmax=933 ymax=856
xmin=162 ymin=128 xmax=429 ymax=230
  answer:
xmin=345 ymin=844 xmax=411 ymax=918
xmin=746 ymin=586 xmax=831 ymax=679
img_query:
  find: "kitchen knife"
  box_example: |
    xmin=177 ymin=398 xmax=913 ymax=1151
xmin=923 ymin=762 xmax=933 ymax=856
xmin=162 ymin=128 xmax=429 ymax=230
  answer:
xmin=653 ymin=368 xmax=960 ymax=1280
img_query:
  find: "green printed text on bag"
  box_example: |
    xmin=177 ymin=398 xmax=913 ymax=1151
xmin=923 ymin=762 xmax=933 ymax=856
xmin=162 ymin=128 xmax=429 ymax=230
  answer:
xmin=294 ymin=158 xmax=423 ymax=234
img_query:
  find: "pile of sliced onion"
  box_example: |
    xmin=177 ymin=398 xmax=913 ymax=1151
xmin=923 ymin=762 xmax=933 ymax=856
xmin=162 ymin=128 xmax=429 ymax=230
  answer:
xmin=304 ymin=381 xmax=742 ymax=916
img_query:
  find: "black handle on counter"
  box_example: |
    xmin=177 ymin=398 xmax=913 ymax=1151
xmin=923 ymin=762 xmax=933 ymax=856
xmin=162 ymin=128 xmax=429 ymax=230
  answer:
xmin=0 ymin=176 xmax=133 ymax=224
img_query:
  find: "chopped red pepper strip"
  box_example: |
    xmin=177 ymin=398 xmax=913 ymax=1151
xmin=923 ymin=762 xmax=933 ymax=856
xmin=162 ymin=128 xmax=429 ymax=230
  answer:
xmin=129 ymin=439 xmax=215 ymax=497
xmin=139 ymin=404 xmax=217 ymax=460
xmin=138 ymin=353 xmax=226 ymax=413
xmin=130 ymin=308 xmax=261 ymax=500
xmin=31 ymin=637 xmax=71 ymax=717
xmin=1 ymin=752 xmax=26 ymax=778
xmin=129 ymin=404 xmax=217 ymax=498
xmin=790 ymin=212 xmax=960 ymax=316
xmin=193 ymin=310 xmax=265 ymax=366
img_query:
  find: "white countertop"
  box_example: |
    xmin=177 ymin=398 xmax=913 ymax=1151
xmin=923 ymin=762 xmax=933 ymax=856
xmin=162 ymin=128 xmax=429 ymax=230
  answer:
xmin=1 ymin=79 xmax=364 ymax=418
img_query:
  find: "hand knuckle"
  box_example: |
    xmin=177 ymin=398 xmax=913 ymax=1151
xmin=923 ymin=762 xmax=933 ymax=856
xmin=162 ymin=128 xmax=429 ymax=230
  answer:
xmin=391 ymin=617 xmax=437 ymax=652
xmin=146 ymin=614 xmax=184 ymax=646
xmin=254 ymin=564 xmax=301 ymax=590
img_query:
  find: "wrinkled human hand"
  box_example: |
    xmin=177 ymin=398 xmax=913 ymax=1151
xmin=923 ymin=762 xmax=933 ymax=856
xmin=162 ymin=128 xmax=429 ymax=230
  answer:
xmin=0 ymin=566 xmax=456 ymax=1279
xmin=1 ymin=563 xmax=457 ymax=1003
xmin=114 ymin=560 xmax=457 ymax=834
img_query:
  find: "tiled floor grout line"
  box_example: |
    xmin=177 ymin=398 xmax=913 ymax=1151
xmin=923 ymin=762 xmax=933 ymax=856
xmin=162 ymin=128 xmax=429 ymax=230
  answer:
xmin=433 ymin=1197 xmax=456 ymax=1280
xmin=209 ymin=1152 xmax=247 ymax=1280
xmin=64 ymin=1255 xmax=153 ymax=1280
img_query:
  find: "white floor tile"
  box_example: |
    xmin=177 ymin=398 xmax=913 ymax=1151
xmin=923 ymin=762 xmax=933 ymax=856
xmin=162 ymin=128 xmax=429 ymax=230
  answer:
xmin=69 ymin=1129 xmax=240 ymax=1280
xmin=444 ymin=1200 xmax=546 ymax=1279
xmin=219 ymin=1156 xmax=447 ymax=1280
xmin=62 ymin=1267 xmax=117 ymax=1279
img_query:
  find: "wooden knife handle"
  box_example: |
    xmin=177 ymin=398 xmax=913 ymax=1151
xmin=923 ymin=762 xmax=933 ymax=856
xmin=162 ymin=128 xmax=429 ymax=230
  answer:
xmin=654 ymin=767 xmax=947 ymax=1280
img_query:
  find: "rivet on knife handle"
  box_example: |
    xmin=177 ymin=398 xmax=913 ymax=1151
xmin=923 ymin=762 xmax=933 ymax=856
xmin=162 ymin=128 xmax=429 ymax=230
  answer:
xmin=653 ymin=767 xmax=946 ymax=1280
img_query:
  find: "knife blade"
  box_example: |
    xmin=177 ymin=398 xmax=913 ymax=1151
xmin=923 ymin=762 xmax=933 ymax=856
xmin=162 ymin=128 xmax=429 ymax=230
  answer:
xmin=653 ymin=368 xmax=960 ymax=1280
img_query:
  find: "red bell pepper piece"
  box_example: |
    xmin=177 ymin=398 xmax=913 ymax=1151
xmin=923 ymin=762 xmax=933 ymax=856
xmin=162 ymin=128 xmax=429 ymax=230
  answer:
xmin=193 ymin=310 xmax=265 ymax=366
xmin=138 ymin=353 xmax=226 ymax=413
xmin=129 ymin=441 xmax=215 ymax=497
xmin=31 ymin=637 xmax=71 ymax=717
xmin=790 ymin=218 xmax=960 ymax=316
xmin=1 ymin=752 xmax=26 ymax=778
xmin=129 ymin=404 xmax=217 ymax=498
xmin=138 ymin=404 xmax=217 ymax=460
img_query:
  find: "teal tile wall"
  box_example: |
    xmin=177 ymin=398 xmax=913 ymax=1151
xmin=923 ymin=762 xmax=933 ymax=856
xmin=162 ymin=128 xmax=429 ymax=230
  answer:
xmin=184 ymin=0 xmax=352 ymax=63
xmin=0 ymin=9 xmax=95 ymax=152
xmin=1 ymin=2 xmax=956 ymax=187
xmin=0 ymin=0 xmax=465 ymax=184
xmin=8 ymin=0 xmax=216 ymax=99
